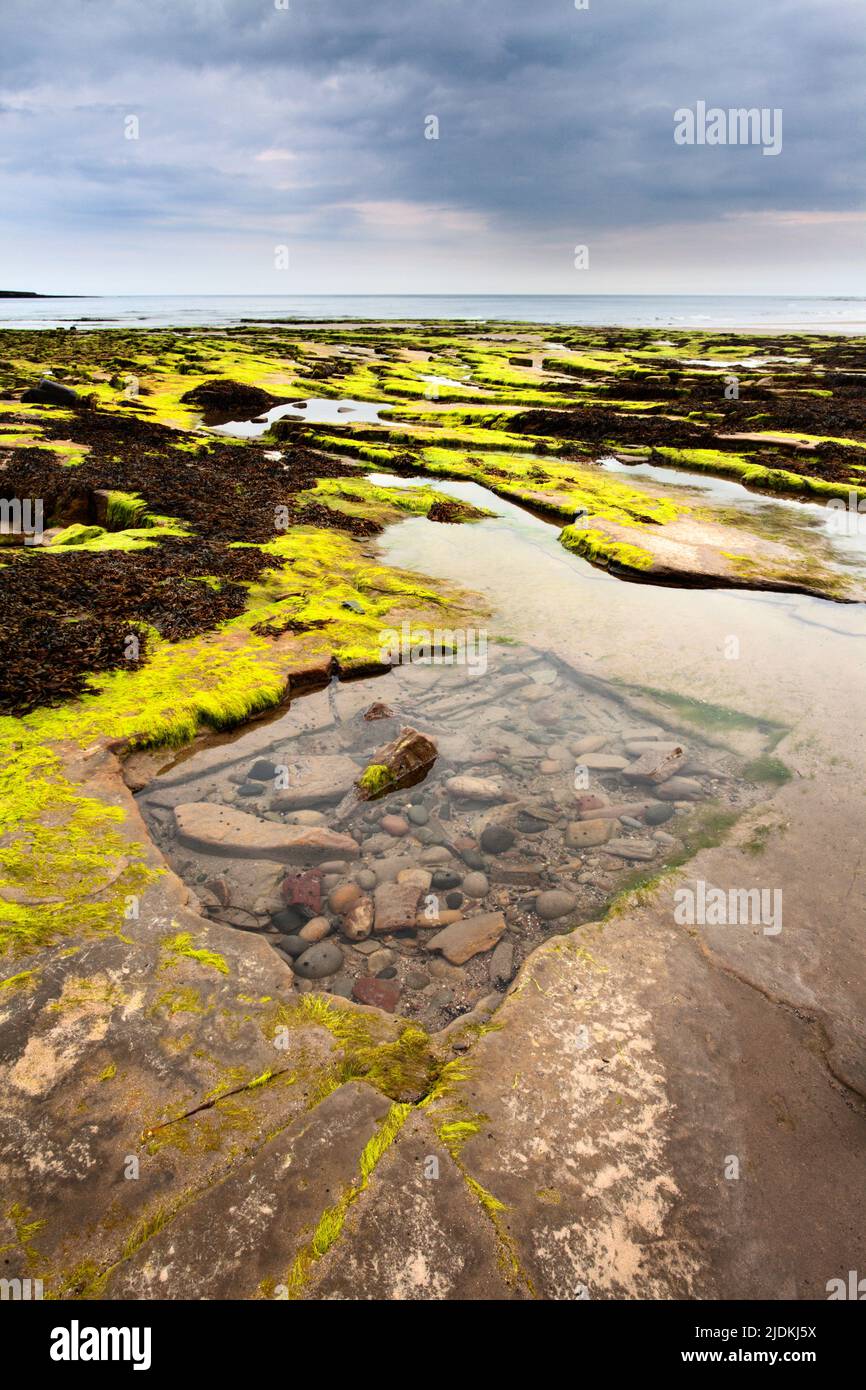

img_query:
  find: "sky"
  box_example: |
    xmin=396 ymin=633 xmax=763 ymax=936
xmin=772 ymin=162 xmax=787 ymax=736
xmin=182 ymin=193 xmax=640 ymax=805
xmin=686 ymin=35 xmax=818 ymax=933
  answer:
xmin=0 ymin=0 xmax=863 ymax=295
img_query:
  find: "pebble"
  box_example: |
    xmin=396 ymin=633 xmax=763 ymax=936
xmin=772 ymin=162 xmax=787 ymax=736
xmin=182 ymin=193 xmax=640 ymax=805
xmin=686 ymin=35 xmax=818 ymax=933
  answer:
xmin=248 ymin=759 xmax=277 ymax=782
xmin=431 ymin=868 xmax=462 ymax=890
xmin=329 ymin=882 xmax=362 ymax=915
xmin=489 ymin=940 xmax=515 ymax=986
xmin=355 ymin=868 xmax=378 ymax=890
xmin=516 ymin=812 xmax=547 ymax=834
xmin=535 ymin=889 xmax=577 ymax=921
xmin=271 ymin=906 xmax=308 ymax=935
xmin=619 ymin=815 xmax=644 ymax=830
xmin=570 ymin=734 xmax=608 ymax=756
xmin=285 ymin=810 xmax=327 ymax=826
xmin=462 ymin=871 xmax=490 ymax=899
xmin=298 ymin=916 xmax=332 ymax=943
xmin=445 ymin=890 xmax=463 ymax=909
xmin=352 ymin=977 xmax=401 ymax=1012
xmin=381 ymin=814 xmax=410 ymax=837
xmin=274 ymin=934 xmax=308 ymax=958
xmin=237 ymin=782 xmax=264 ymax=797
xmin=656 ymin=777 xmax=704 ymax=800
xmin=294 ymin=941 xmax=344 ymax=979
xmin=406 ymin=969 xmax=430 ymax=990
xmin=420 ymin=845 xmax=452 ymax=865
xmin=480 ymin=825 xmax=515 ymax=855
xmin=342 ymin=896 xmax=374 ymax=942
xmin=581 ymin=754 xmax=629 ymax=771
xmin=406 ymin=804 xmax=429 ymax=825
xmin=644 ymin=803 xmax=675 ymax=826
xmin=367 ymin=947 xmax=395 ymax=974
xmin=446 ymin=775 xmax=506 ymax=802
xmin=328 ymin=972 xmax=354 ymax=999
xmin=397 ymin=867 xmax=433 ymax=890
xmin=461 ymin=848 xmax=486 ymax=871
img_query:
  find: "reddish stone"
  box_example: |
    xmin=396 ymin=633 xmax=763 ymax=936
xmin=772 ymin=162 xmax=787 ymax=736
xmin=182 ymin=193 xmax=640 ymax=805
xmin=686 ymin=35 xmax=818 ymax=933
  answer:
xmin=352 ymin=976 xmax=401 ymax=1012
xmin=281 ymin=870 xmax=322 ymax=916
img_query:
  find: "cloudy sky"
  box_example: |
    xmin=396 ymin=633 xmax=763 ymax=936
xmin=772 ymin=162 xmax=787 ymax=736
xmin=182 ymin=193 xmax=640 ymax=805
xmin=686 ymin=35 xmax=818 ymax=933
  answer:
xmin=1 ymin=0 xmax=863 ymax=295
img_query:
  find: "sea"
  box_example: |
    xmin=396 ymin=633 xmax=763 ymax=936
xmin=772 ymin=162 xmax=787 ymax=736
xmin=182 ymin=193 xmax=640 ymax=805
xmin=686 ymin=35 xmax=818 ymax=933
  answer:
xmin=0 ymin=294 xmax=863 ymax=334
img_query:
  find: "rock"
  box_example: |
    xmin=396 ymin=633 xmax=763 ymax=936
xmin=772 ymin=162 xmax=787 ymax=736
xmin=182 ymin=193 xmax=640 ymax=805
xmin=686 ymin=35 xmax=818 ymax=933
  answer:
xmin=565 ymin=818 xmax=612 ymax=849
xmin=644 ymin=803 xmax=675 ymax=826
xmin=318 ymin=860 xmax=349 ymax=876
xmin=21 ymin=377 xmax=80 ymax=406
xmin=623 ymin=746 xmax=686 ymax=784
xmin=424 ymin=911 xmax=507 ymax=965
xmin=623 ymin=741 xmax=683 ymax=758
xmin=535 ymin=890 xmax=577 ymax=921
xmin=285 ymin=810 xmax=326 ymax=826
xmin=426 ymin=987 xmax=454 ymax=1009
xmin=364 ymin=701 xmax=394 ymax=720
xmin=355 ymin=868 xmax=378 ymax=890
xmin=570 ymin=734 xmax=608 ymax=755
xmin=248 ymin=759 xmax=278 ymax=782
xmin=352 ymin=977 xmax=401 ymax=1012
xmin=445 ymin=891 xmax=463 ymax=909
xmin=579 ymin=754 xmax=629 ymax=771
xmin=655 ymin=777 xmax=705 ymax=801
xmin=276 ymin=934 xmax=310 ymax=958
xmin=271 ymin=906 xmax=308 ymax=935
xmin=602 ymin=839 xmax=657 ymax=861
xmin=270 ymin=755 xmax=361 ymax=809
xmin=461 ymin=849 xmax=486 ymax=871
xmin=429 ymin=958 xmax=465 ymax=983
xmin=430 ymin=869 xmax=462 ymax=890
xmin=211 ymin=907 xmax=260 ymax=931
xmin=237 ymin=782 xmax=264 ymax=797
xmin=540 ymin=759 xmax=566 ymax=774
xmin=489 ymin=861 xmax=544 ymax=886
xmin=580 ymin=800 xmax=653 ymax=821
xmin=367 ymin=948 xmax=395 ymax=974
xmin=328 ymin=882 xmax=362 ymax=915
xmin=293 ymin=940 xmax=344 ymax=980
xmin=397 ymin=868 xmax=432 ymax=890
xmin=574 ymin=793 xmax=608 ymax=814
xmin=406 ymin=969 xmax=430 ymax=990
xmin=373 ymin=882 xmax=422 ymax=933
xmin=406 ymin=804 xmax=429 ymax=826
xmin=174 ymin=803 xmax=358 ymax=863
xmin=298 ymin=916 xmax=332 ymax=943
xmin=342 ymin=896 xmax=374 ymax=942
xmin=372 ymin=856 xmax=414 ymax=883
xmin=462 ymin=871 xmax=489 ymax=899
xmin=328 ymin=973 xmax=354 ymax=999
xmin=381 ymin=814 xmax=410 ymax=837
xmin=516 ymin=812 xmax=547 ymax=834
xmin=205 ymin=877 xmax=232 ymax=907
xmin=416 ymin=907 xmax=463 ymax=929
xmin=281 ymin=870 xmax=323 ymax=916
xmin=489 ymin=941 xmax=515 ymax=986
xmin=446 ymin=776 xmax=507 ymax=802
xmin=351 ymin=727 xmax=438 ymax=803
xmin=480 ymin=825 xmax=515 ymax=855
xmin=419 ymin=845 xmax=451 ymax=865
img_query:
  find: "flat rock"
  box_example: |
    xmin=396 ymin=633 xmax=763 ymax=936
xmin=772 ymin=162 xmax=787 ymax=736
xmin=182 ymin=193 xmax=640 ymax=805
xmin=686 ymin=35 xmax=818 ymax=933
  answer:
xmin=655 ymin=777 xmax=705 ymax=800
xmin=602 ymin=838 xmax=657 ymax=861
xmin=269 ymin=755 xmax=360 ymax=809
xmin=579 ymin=754 xmax=630 ymax=771
xmin=446 ymin=776 xmax=508 ymax=802
xmin=352 ymin=977 xmax=401 ymax=1012
xmin=424 ymin=911 xmax=507 ymax=964
xmin=174 ymin=803 xmax=359 ymax=863
xmin=373 ymin=882 xmax=422 ymax=933
xmin=489 ymin=940 xmax=515 ymax=986
xmin=570 ymin=734 xmax=608 ymax=755
xmin=623 ymin=746 xmax=686 ymax=784
xmin=565 ymin=818 xmax=612 ymax=848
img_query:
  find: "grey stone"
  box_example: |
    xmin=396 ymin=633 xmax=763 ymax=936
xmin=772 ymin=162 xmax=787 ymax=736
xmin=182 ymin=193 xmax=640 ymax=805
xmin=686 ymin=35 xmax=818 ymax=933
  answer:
xmin=535 ymin=890 xmax=577 ymax=921
xmin=293 ymin=941 xmax=344 ymax=980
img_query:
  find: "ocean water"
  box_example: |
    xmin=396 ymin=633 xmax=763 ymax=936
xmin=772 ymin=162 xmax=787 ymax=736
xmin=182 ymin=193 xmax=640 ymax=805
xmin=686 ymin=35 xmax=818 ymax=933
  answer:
xmin=0 ymin=294 xmax=863 ymax=333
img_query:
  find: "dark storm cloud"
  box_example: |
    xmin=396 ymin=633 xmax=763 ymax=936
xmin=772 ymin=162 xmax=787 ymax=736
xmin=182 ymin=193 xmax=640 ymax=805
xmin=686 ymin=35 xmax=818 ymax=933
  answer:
xmin=0 ymin=0 xmax=862 ymax=285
